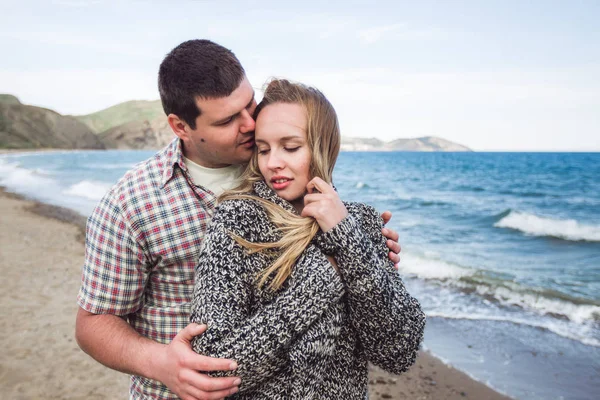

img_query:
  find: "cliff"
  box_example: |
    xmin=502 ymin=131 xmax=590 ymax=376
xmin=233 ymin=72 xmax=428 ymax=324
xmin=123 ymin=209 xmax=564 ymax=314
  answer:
xmin=75 ymin=100 xmax=164 ymax=134
xmin=1 ymin=95 xmax=473 ymax=152
xmin=0 ymin=94 xmax=22 ymax=105
xmin=0 ymin=99 xmax=105 ymax=150
xmin=98 ymin=117 xmax=175 ymax=150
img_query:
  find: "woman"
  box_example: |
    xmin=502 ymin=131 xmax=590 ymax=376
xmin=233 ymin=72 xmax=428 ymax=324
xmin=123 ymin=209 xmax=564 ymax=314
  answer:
xmin=190 ymin=79 xmax=425 ymax=399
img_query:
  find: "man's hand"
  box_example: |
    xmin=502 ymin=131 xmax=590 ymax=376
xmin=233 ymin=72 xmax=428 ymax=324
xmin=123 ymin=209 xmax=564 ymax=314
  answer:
xmin=75 ymin=309 xmax=241 ymax=400
xmin=153 ymin=323 xmax=241 ymax=400
xmin=381 ymin=211 xmax=401 ymax=269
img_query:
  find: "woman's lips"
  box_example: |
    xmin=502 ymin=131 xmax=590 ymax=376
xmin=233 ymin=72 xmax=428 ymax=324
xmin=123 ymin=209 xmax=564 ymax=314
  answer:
xmin=271 ymin=177 xmax=292 ymax=190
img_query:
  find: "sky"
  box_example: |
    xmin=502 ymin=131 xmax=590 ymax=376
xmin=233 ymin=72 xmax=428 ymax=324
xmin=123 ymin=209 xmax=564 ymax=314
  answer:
xmin=1 ymin=0 xmax=599 ymax=151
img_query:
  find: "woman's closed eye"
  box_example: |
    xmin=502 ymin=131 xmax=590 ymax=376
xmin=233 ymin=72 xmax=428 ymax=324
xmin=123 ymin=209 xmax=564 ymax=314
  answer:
xmin=257 ymin=148 xmax=270 ymax=155
xmin=285 ymin=147 xmax=300 ymax=153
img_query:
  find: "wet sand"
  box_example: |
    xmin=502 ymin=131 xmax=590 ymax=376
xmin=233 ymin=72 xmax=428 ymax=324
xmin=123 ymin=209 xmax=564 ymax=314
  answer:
xmin=0 ymin=187 xmax=512 ymax=399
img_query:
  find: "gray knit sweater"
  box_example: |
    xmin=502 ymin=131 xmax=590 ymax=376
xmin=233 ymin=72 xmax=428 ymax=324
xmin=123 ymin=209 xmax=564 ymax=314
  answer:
xmin=190 ymin=180 xmax=425 ymax=399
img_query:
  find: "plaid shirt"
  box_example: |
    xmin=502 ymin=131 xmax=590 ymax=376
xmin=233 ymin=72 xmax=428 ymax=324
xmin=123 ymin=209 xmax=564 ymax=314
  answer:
xmin=78 ymin=138 xmax=218 ymax=399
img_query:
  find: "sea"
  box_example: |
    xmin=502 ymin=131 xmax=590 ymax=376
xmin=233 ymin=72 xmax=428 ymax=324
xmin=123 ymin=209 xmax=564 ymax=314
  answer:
xmin=1 ymin=150 xmax=599 ymax=400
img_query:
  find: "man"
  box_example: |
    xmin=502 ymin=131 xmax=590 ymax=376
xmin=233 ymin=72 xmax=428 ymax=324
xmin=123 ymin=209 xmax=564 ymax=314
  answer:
xmin=75 ymin=39 xmax=401 ymax=400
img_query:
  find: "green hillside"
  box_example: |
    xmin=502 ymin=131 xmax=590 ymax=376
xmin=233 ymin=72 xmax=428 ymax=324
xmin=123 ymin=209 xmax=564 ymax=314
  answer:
xmin=0 ymin=102 xmax=105 ymax=149
xmin=75 ymin=100 xmax=164 ymax=133
xmin=0 ymin=94 xmax=22 ymax=105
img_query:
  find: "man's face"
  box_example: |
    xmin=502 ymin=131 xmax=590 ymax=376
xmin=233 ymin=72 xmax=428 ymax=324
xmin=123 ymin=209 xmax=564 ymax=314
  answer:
xmin=181 ymin=76 xmax=257 ymax=168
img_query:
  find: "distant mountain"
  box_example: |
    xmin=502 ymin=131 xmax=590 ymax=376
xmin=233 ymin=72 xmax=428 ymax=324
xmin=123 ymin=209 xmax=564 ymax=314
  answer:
xmin=0 ymin=96 xmax=105 ymax=150
xmin=99 ymin=117 xmax=175 ymax=150
xmin=1 ymin=95 xmax=473 ymax=152
xmin=75 ymin=100 xmax=164 ymax=134
xmin=341 ymin=136 xmax=471 ymax=152
xmin=0 ymin=94 xmax=22 ymax=105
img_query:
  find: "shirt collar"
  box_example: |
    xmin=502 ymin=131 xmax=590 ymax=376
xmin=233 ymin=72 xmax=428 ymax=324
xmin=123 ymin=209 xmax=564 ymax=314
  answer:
xmin=161 ymin=138 xmax=188 ymax=188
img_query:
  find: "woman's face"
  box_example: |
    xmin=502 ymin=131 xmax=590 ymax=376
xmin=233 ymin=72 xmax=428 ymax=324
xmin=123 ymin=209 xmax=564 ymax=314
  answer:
xmin=255 ymin=102 xmax=311 ymax=212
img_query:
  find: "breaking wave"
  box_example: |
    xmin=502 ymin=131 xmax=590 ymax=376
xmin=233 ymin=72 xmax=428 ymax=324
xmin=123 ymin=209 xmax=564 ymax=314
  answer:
xmin=494 ymin=210 xmax=600 ymax=242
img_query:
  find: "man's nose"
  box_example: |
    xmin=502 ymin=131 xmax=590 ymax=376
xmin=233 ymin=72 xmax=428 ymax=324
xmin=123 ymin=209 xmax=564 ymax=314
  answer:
xmin=239 ymin=109 xmax=255 ymax=133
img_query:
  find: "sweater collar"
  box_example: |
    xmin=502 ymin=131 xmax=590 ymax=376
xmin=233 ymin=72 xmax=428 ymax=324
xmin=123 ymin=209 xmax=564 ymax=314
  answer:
xmin=252 ymin=180 xmax=298 ymax=214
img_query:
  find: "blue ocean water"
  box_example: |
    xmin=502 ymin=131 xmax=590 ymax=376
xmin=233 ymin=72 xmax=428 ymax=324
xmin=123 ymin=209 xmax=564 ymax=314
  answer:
xmin=1 ymin=150 xmax=599 ymax=399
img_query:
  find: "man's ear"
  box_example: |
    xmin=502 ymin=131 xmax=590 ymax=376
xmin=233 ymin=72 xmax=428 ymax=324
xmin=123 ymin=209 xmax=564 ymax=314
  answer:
xmin=167 ymin=114 xmax=189 ymax=140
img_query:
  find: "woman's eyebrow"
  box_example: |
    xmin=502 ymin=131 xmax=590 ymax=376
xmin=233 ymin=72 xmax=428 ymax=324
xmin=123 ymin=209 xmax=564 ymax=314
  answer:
xmin=280 ymin=135 xmax=304 ymax=142
xmin=255 ymin=136 xmax=303 ymax=144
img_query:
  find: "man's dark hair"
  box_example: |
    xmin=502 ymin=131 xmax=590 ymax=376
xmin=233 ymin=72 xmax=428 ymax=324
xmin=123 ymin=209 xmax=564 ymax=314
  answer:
xmin=158 ymin=39 xmax=245 ymax=129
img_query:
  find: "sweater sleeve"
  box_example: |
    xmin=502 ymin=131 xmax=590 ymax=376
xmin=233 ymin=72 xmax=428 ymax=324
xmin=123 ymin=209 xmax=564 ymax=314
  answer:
xmin=190 ymin=200 xmax=345 ymax=393
xmin=315 ymin=203 xmax=426 ymax=375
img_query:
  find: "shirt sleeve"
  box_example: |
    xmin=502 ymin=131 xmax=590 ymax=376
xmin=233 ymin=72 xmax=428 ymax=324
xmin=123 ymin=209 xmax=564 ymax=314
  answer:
xmin=190 ymin=201 xmax=344 ymax=393
xmin=315 ymin=203 xmax=426 ymax=375
xmin=77 ymin=189 xmax=150 ymax=316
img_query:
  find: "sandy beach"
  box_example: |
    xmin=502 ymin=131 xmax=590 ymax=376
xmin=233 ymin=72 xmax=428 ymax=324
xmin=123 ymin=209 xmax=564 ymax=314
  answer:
xmin=0 ymin=186 xmax=512 ymax=400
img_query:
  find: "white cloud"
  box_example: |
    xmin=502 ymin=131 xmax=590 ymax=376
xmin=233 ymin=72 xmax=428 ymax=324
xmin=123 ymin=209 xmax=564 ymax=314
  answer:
xmin=2 ymin=63 xmax=598 ymax=150
xmin=358 ymin=23 xmax=405 ymax=44
xmin=357 ymin=23 xmax=443 ymax=44
xmin=51 ymin=0 xmax=103 ymax=7
xmin=287 ymin=66 xmax=600 ymax=151
xmin=0 ymin=68 xmax=159 ymax=115
xmin=0 ymin=30 xmax=156 ymax=58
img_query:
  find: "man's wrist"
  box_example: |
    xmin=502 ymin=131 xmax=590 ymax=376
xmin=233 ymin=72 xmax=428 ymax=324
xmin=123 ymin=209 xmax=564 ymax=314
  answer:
xmin=136 ymin=336 xmax=168 ymax=382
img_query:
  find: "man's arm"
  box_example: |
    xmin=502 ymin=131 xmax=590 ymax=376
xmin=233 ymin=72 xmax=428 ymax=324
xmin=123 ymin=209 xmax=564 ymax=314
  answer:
xmin=75 ymin=308 xmax=241 ymax=400
xmin=77 ymin=187 xmax=241 ymax=400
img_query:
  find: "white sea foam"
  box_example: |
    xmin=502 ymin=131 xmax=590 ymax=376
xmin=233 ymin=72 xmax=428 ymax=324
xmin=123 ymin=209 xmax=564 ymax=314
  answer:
xmin=401 ymin=250 xmax=600 ymax=329
xmin=494 ymin=210 xmax=600 ymax=242
xmin=466 ymin=283 xmax=600 ymax=324
xmin=0 ymin=159 xmax=57 ymax=189
xmin=32 ymin=168 xmax=53 ymax=176
xmin=88 ymin=162 xmax=137 ymax=170
xmin=63 ymin=180 xmax=112 ymax=201
xmin=355 ymin=181 xmax=365 ymax=189
xmin=399 ymin=253 xmax=473 ymax=280
xmin=413 ymin=276 xmax=600 ymax=347
xmin=426 ymin=311 xmax=600 ymax=347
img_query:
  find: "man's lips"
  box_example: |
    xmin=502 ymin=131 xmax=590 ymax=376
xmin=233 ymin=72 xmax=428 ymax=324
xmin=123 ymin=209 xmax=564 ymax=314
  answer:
xmin=271 ymin=176 xmax=293 ymax=190
xmin=240 ymin=138 xmax=254 ymax=148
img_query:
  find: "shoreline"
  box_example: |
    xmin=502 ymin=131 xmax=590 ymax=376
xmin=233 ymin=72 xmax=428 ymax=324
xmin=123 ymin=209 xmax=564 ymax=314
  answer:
xmin=0 ymin=186 xmax=512 ymax=399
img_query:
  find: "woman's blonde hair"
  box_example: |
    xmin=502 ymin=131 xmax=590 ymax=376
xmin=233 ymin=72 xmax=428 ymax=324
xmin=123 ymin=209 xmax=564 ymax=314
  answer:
xmin=219 ymin=78 xmax=341 ymax=291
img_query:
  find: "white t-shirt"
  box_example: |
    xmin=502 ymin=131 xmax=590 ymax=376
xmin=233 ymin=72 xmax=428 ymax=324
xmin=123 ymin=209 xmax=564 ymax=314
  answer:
xmin=184 ymin=157 xmax=245 ymax=197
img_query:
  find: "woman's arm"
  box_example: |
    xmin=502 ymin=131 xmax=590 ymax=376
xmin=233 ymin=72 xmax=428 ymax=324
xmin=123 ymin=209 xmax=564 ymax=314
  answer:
xmin=315 ymin=203 xmax=426 ymax=375
xmin=190 ymin=200 xmax=344 ymax=393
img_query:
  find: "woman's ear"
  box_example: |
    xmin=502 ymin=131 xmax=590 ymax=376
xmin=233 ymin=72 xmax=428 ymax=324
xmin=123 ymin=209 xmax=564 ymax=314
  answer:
xmin=167 ymin=114 xmax=189 ymax=141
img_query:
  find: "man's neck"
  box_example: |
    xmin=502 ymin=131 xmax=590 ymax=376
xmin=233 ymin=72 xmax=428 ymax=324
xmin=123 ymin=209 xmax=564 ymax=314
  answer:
xmin=182 ymin=145 xmax=231 ymax=169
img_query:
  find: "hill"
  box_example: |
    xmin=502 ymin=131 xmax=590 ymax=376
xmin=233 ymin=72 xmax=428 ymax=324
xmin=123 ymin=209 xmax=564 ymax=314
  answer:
xmin=98 ymin=117 xmax=175 ymax=150
xmin=0 ymin=95 xmax=473 ymax=152
xmin=75 ymin=100 xmax=164 ymax=134
xmin=0 ymin=100 xmax=105 ymax=150
xmin=341 ymin=136 xmax=471 ymax=152
xmin=0 ymin=94 xmax=22 ymax=105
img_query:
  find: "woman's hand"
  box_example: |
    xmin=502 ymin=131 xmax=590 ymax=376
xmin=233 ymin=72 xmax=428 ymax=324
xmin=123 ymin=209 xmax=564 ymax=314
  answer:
xmin=301 ymin=177 xmax=348 ymax=232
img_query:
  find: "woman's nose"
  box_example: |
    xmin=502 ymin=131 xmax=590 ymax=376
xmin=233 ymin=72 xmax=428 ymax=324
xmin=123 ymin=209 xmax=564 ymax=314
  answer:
xmin=267 ymin=152 xmax=284 ymax=170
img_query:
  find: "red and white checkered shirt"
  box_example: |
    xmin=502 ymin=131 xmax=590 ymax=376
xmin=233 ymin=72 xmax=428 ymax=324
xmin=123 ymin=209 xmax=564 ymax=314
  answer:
xmin=78 ymin=138 xmax=218 ymax=399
